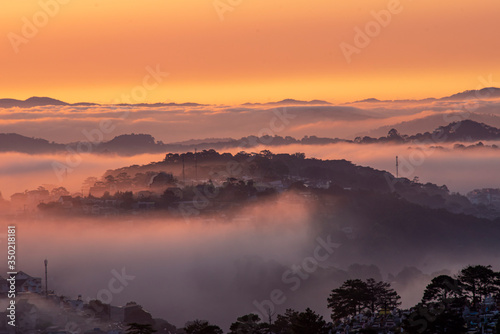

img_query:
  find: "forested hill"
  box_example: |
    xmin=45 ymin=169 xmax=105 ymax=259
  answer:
xmin=97 ymin=150 xmax=500 ymax=272
xmin=105 ymin=150 xmax=488 ymax=218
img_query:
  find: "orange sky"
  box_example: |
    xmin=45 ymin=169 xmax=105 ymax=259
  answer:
xmin=1 ymin=0 xmax=499 ymax=104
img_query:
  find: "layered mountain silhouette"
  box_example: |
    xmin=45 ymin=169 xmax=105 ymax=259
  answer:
xmin=364 ymin=112 xmax=500 ymax=138
xmin=3 ymin=87 xmax=499 ymax=108
xmin=2 ymin=120 xmax=500 ymax=155
xmin=351 ymin=87 xmax=500 ymax=104
xmin=0 ymin=97 xmax=98 ymax=108
xmin=0 ymin=97 xmax=202 ymax=108
xmin=0 ymin=133 xmax=64 ymax=153
xmin=442 ymin=87 xmax=500 ymax=100
xmin=243 ymin=99 xmax=332 ymax=106
xmin=356 ymin=119 xmax=500 ymax=143
xmin=115 ymin=102 xmax=204 ymax=107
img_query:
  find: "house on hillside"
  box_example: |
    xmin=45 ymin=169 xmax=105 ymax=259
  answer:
xmin=14 ymin=271 xmax=43 ymax=294
xmin=58 ymin=196 xmax=74 ymax=209
xmin=0 ymin=271 xmax=43 ymax=295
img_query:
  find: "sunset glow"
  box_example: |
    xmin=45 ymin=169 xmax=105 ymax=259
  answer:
xmin=2 ymin=0 xmax=500 ymax=104
xmin=3 ymin=2 xmax=500 ymax=332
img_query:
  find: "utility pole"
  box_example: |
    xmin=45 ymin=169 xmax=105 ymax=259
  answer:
xmin=44 ymin=259 xmax=48 ymax=298
xmin=194 ymin=148 xmax=198 ymax=182
xmin=396 ymin=156 xmax=399 ymax=179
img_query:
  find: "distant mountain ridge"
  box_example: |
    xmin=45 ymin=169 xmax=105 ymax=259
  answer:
xmin=363 ymin=112 xmax=500 ymax=138
xmin=3 ymin=87 xmax=499 ymax=108
xmin=2 ymin=120 xmax=500 ymax=155
xmin=442 ymin=87 xmax=500 ymax=100
xmin=0 ymin=97 xmax=203 ymax=108
xmin=115 ymin=102 xmax=205 ymax=107
xmin=0 ymin=133 xmax=64 ymax=153
xmin=243 ymin=99 xmax=332 ymax=106
xmin=0 ymin=97 xmax=99 ymax=108
xmin=351 ymin=87 xmax=500 ymax=104
xmin=0 ymin=97 xmax=69 ymax=108
xmin=356 ymin=120 xmax=500 ymax=144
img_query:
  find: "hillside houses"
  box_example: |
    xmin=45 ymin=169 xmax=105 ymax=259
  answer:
xmin=467 ymin=188 xmax=500 ymax=207
xmin=0 ymin=271 xmax=42 ymax=295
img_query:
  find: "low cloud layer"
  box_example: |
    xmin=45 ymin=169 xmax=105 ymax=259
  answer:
xmin=1 ymin=194 xmax=498 ymax=329
xmin=0 ymin=141 xmax=499 ymax=199
xmin=2 ymin=97 xmax=500 ymax=144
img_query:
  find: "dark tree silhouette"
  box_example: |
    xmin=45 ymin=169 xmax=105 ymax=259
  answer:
xmin=229 ymin=314 xmax=266 ymax=334
xmin=365 ymin=278 xmax=401 ymax=315
xmin=295 ymin=308 xmax=328 ymax=334
xmin=327 ymin=279 xmax=371 ymax=321
xmin=328 ymin=278 xmax=401 ymax=321
xmin=184 ymin=319 xmax=223 ymax=334
xmin=50 ymin=186 xmax=70 ymax=197
xmin=458 ymin=265 xmax=499 ymax=306
xmin=272 ymin=309 xmax=297 ymax=334
xmin=126 ymin=323 xmax=157 ymax=334
xmin=422 ymin=275 xmax=463 ymax=304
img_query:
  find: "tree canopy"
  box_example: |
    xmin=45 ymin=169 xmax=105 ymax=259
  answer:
xmin=126 ymin=323 xmax=157 ymax=334
xmin=184 ymin=319 xmax=223 ymax=334
xmin=229 ymin=314 xmax=267 ymax=334
xmin=328 ymin=278 xmax=401 ymax=321
xmin=422 ymin=275 xmax=463 ymax=304
xmin=457 ymin=265 xmax=499 ymax=306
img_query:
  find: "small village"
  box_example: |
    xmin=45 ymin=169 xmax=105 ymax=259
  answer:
xmin=0 ymin=271 xmax=174 ymax=334
xmin=2 ymin=150 xmax=498 ymax=222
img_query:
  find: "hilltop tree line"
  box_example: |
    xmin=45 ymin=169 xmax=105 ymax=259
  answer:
xmin=29 ymin=149 xmax=495 ymax=219
xmin=3 ymin=120 xmax=500 ymax=155
xmin=126 ymin=264 xmax=500 ymax=334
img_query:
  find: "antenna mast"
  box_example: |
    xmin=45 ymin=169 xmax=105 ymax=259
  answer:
xmin=44 ymin=259 xmax=48 ymax=298
xmin=194 ymin=148 xmax=198 ymax=182
xmin=396 ymin=156 xmax=399 ymax=178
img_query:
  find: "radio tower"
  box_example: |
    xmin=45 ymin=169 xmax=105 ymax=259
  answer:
xmin=396 ymin=156 xmax=399 ymax=178
xmin=194 ymin=148 xmax=198 ymax=182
